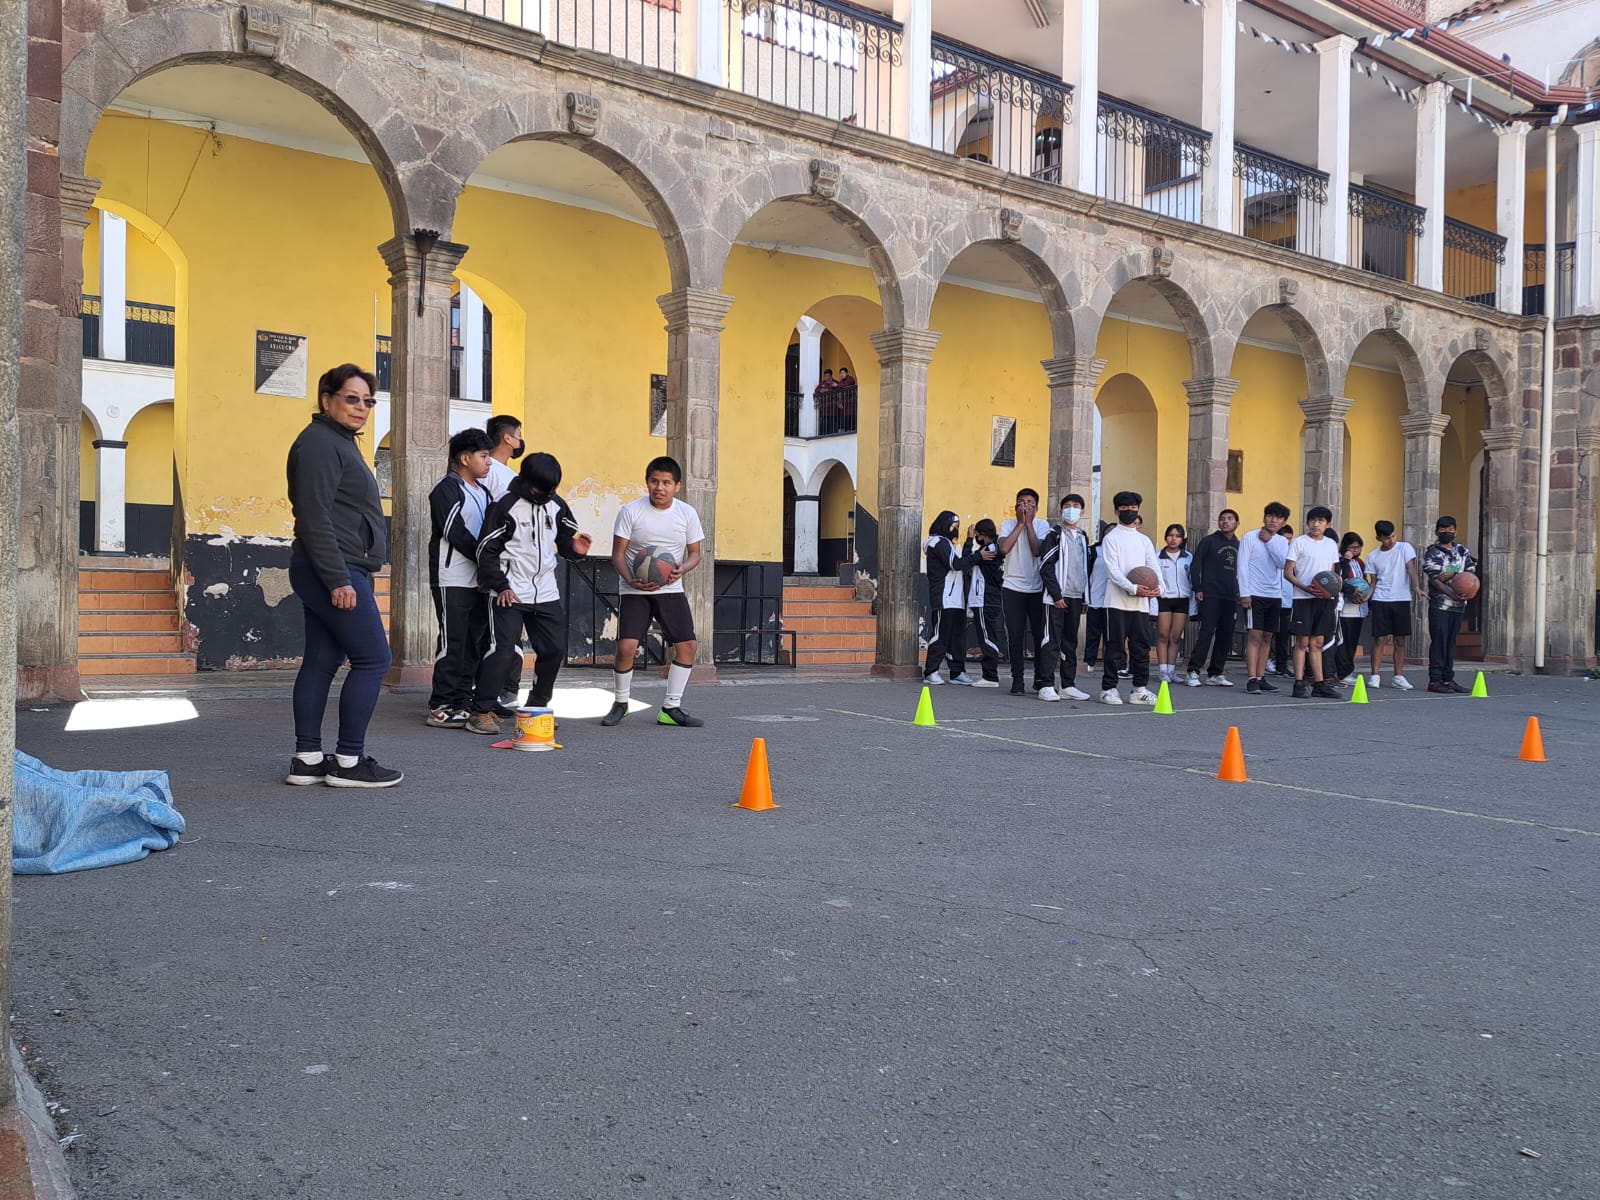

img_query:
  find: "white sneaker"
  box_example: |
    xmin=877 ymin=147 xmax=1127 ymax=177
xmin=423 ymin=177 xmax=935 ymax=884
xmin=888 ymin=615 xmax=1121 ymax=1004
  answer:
xmin=1341 ymin=674 xmax=1357 ymax=686
xmin=1038 ymin=686 xmax=1061 ymax=702
xmin=1062 ymin=686 xmax=1091 ymax=701
xmin=1128 ymin=687 xmax=1157 ymax=706
xmin=1207 ymin=674 xmax=1234 ymax=687
xmin=923 ymin=673 xmax=945 ymax=686
xmin=1186 ymin=670 xmax=1203 ymax=687
xmin=1099 ymin=689 xmax=1123 ymax=706
xmin=1392 ymin=675 xmax=1414 ymax=691
xmin=1368 ymin=673 xmax=1381 ymax=690
xmin=970 ymin=678 xmax=1000 ymax=689
xmin=1265 ymin=664 xmax=1278 ymax=675
xmin=950 ymin=673 xmax=975 ymax=686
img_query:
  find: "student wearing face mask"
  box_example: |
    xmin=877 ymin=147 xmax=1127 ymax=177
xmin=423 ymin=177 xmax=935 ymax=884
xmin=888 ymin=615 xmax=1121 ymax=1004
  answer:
xmin=1097 ymin=491 xmax=1162 ymax=705
xmin=1036 ymin=493 xmax=1092 ymax=701
xmin=964 ymin=519 xmax=1005 ymax=688
xmin=923 ymin=510 xmax=976 ymax=686
xmin=1421 ymin=515 xmax=1478 ymax=693
xmin=484 ymin=413 xmax=529 ymax=707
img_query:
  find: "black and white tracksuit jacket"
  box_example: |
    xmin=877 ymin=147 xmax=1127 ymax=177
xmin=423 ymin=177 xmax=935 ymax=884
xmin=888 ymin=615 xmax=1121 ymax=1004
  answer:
xmin=1038 ymin=525 xmax=1090 ymax=604
xmin=476 ymin=479 xmax=584 ymax=603
xmin=429 ymin=473 xmax=493 ymax=589
xmin=925 ymin=534 xmax=973 ymax=610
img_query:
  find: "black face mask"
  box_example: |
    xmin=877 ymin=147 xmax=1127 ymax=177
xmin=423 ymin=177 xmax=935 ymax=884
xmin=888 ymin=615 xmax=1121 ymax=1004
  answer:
xmin=1437 ymin=531 xmax=1454 ymax=544
xmin=1117 ymin=510 xmax=1139 ymax=525
xmin=509 ymin=440 xmax=525 ymax=460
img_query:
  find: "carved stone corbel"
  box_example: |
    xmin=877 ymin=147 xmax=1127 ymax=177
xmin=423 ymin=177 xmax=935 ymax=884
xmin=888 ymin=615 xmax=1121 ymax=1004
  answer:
xmin=241 ymin=6 xmax=284 ymax=57
xmin=565 ymin=92 xmax=601 ymax=137
xmin=809 ymin=159 xmax=841 ymax=199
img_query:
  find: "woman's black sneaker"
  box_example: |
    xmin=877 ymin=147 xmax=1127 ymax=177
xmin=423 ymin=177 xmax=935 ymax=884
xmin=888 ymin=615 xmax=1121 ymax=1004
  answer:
xmin=324 ymin=757 xmax=403 ymax=788
xmin=285 ymin=757 xmax=329 ymax=786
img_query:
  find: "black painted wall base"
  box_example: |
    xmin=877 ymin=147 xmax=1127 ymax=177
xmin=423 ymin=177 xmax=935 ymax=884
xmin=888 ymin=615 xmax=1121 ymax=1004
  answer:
xmin=79 ymin=502 xmax=174 ymax=558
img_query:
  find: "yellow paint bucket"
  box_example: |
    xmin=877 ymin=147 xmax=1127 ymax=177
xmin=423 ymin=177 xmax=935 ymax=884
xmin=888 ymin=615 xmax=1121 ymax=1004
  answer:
xmin=512 ymin=707 xmax=555 ymax=751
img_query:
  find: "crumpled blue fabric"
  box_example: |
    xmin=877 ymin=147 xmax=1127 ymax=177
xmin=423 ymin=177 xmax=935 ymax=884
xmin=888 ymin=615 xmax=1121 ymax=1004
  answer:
xmin=12 ymin=750 xmax=185 ymax=874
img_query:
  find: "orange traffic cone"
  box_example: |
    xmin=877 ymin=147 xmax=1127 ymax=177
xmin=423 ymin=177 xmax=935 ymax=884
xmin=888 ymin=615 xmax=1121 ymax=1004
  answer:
xmin=733 ymin=737 xmax=779 ymax=810
xmin=1217 ymin=725 xmax=1248 ymax=782
xmin=1518 ymin=716 xmax=1545 ymax=763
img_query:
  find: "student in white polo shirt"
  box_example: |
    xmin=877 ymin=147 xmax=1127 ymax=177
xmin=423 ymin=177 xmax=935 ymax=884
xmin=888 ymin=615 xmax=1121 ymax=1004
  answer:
xmin=1235 ymin=501 xmax=1290 ymax=695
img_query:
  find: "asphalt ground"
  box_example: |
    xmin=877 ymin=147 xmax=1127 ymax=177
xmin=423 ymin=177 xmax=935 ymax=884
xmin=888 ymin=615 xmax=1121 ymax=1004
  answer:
xmin=10 ymin=668 xmax=1599 ymax=1200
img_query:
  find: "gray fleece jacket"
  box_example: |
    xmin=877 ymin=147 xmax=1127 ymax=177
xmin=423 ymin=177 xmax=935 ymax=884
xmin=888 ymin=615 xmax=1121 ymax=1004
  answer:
xmin=286 ymin=412 xmax=388 ymax=589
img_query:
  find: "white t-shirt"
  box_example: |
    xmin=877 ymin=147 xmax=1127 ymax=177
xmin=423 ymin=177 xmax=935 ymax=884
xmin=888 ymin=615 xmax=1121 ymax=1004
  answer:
xmin=485 ymin=458 xmax=518 ymax=501
xmin=614 ymin=497 xmax=705 ymax=595
xmin=1286 ymin=534 xmax=1340 ymax=599
xmin=1365 ymin=541 xmax=1417 ymax=603
xmin=998 ymin=517 xmax=1051 ymax=592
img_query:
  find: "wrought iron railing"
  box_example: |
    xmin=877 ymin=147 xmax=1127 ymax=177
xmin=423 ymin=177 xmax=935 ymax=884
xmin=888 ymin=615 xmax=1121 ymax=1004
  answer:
xmin=928 ymin=35 xmax=1069 ymax=178
xmin=725 ymin=0 xmax=902 ymax=135
xmin=1523 ymin=242 xmax=1577 ymax=318
xmin=1442 ymin=216 xmax=1505 ymax=308
xmin=443 ymin=0 xmax=678 ymax=72
xmin=1348 ymin=184 xmax=1425 ymax=283
xmin=1234 ymin=143 xmax=1326 ymax=258
xmin=79 ymin=295 xmax=175 ymax=368
xmin=1097 ymin=95 xmax=1210 ymax=225
xmin=784 ymin=388 xmax=803 ymax=437
xmin=375 ymin=335 xmax=393 ymax=393
xmin=785 ymin=385 xmax=859 ymax=438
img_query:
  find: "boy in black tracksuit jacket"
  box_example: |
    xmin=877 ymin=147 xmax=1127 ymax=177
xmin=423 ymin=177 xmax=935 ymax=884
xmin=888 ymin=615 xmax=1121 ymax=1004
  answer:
xmin=965 ymin=519 xmax=1005 ymax=685
xmin=427 ymin=429 xmax=496 ymax=725
xmin=923 ymin=510 xmax=975 ymax=683
xmin=1038 ymin=508 xmax=1091 ymax=694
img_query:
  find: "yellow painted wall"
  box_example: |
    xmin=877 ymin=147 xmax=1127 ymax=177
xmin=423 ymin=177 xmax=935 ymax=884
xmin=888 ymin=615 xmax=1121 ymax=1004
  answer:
xmin=1445 ymin=168 xmax=1549 ymax=241
xmin=81 ymin=209 xmax=176 ymax=308
xmin=1094 ymin=317 xmax=1194 ymax=529
xmin=818 ymin=464 xmax=853 ymax=539
xmin=126 ymin=403 xmax=176 ymax=505
xmin=1344 ymin=365 xmax=1409 ymax=538
xmin=1440 ymin=381 xmax=1488 ymax=547
xmin=1096 ymin=372 xmax=1160 ymax=522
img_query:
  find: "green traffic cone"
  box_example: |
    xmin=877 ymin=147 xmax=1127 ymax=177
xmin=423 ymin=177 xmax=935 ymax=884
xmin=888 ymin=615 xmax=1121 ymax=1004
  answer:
xmin=913 ymin=685 xmax=937 ymax=727
xmin=1153 ymin=680 xmax=1174 ymax=714
xmin=1470 ymin=671 xmax=1488 ymax=699
xmin=1349 ymin=675 xmax=1369 ymax=705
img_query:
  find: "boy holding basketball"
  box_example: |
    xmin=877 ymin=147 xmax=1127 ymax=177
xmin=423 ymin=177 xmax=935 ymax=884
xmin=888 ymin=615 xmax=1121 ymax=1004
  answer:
xmin=603 ymin=456 xmax=706 ymax=728
xmin=1422 ymin=516 xmax=1478 ymax=694
xmin=1283 ymin=505 xmax=1340 ymax=699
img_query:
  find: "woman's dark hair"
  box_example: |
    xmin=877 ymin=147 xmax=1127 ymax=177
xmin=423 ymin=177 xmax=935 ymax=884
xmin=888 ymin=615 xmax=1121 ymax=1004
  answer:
xmin=927 ymin=509 xmax=958 ymax=538
xmin=1163 ymin=523 xmax=1187 ymax=550
xmin=316 ymin=364 xmax=377 ymax=408
xmin=519 ymin=451 xmax=562 ymax=495
xmin=1340 ymin=531 xmax=1364 ymax=554
xmin=974 ymin=518 xmax=997 ymax=538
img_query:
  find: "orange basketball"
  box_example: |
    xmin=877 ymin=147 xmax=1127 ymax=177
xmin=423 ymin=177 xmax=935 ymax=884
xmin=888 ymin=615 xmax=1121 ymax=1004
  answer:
xmin=1450 ymin=571 xmax=1481 ymax=600
xmin=1127 ymin=565 xmax=1158 ymax=590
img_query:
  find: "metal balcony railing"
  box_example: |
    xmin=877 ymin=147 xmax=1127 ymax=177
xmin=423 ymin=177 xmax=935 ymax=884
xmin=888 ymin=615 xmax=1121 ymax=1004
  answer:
xmin=784 ymin=386 xmax=858 ymax=438
xmin=725 ymin=0 xmax=902 ymax=135
xmin=1097 ymin=95 xmax=1210 ymax=225
xmin=375 ymin=335 xmax=393 ymax=393
xmin=443 ymin=0 xmax=678 ymax=71
xmin=1442 ymin=216 xmax=1505 ymax=308
xmin=928 ymin=35 xmax=1069 ymax=179
xmin=79 ymin=295 xmax=176 ymax=368
xmin=1234 ymin=143 xmax=1327 ymax=259
xmin=1349 ymin=184 xmax=1425 ymax=284
xmin=1523 ymin=242 xmax=1577 ymax=318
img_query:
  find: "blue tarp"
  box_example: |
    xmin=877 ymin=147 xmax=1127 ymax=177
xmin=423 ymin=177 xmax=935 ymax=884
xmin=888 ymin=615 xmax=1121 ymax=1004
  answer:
xmin=12 ymin=750 xmax=185 ymax=874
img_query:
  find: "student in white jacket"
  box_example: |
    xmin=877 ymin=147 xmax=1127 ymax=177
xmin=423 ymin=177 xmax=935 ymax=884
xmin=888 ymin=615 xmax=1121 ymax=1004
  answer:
xmin=1098 ymin=491 xmax=1162 ymax=706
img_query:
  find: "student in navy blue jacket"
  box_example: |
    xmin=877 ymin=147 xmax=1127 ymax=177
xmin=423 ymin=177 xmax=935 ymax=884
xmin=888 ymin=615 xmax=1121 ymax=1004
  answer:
xmin=923 ymin=510 xmax=975 ymax=685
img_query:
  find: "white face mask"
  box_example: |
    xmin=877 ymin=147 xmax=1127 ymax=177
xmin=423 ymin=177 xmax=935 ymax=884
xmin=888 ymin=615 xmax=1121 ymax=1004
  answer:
xmin=1062 ymin=507 xmax=1081 ymax=524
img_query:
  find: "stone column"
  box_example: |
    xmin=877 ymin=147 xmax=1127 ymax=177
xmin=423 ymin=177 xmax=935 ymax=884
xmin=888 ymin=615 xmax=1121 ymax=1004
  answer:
xmin=378 ymin=234 xmax=467 ymax=687
xmin=1495 ymin=122 xmax=1530 ymax=315
xmin=658 ymin=288 xmax=736 ymax=675
xmin=93 ymin=438 xmax=129 ymax=554
xmin=1315 ymin=35 xmax=1354 ymax=268
xmin=1200 ymin=0 xmax=1238 ymax=234
xmin=1569 ymin=427 xmax=1600 ymax=667
xmin=1478 ymin=427 xmax=1525 ymax=662
xmin=1059 ymin=0 xmax=1099 ymax=194
xmin=1400 ymin=410 xmax=1449 ymax=661
xmin=792 ymin=494 xmax=820 ymax=575
xmin=1183 ymin=377 xmax=1238 ymax=542
xmin=1043 ymin=354 xmax=1105 ymax=513
xmin=1298 ymin=394 xmax=1353 ymax=521
xmin=1414 ymin=82 xmax=1449 ymax=293
xmin=870 ymin=327 xmax=941 ymax=674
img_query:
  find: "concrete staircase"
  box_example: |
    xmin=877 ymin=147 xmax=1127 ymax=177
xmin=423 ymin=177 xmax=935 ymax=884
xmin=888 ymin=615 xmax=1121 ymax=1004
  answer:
xmin=78 ymin=557 xmax=194 ymax=676
xmin=779 ymin=577 xmax=875 ymax=670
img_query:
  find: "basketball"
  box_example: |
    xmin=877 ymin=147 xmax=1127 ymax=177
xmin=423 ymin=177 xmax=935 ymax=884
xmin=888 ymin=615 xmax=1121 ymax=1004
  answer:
xmin=1343 ymin=576 xmax=1374 ymax=604
xmin=1127 ymin=565 xmax=1158 ymax=590
xmin=1450 ymin=570 xmax=1481 ymax=600
xmin=631 ymin=545 xmax=678 ymax=587
xmin=1312 ymin=570 xmax=1342 ymax=599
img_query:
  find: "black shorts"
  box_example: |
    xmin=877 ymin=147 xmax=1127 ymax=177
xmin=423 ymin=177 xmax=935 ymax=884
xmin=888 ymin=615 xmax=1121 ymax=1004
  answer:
xmin=1156 ymin=597 xmax=1190 ymax=615
xmin=1369 ymin=600 xmax=1413 ymax=639
xmin=1290 ymin=597 xmax=1338 ymax=640
xmin=1245 ymin=597 xmax=1282 ymax=630
xmin=618 ymin=592 xmax=696 ymax=645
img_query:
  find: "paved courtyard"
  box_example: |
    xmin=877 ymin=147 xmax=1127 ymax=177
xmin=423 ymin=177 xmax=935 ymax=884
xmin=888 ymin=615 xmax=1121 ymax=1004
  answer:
xmin=10 ymin=669 xmax=1598 ymax=1199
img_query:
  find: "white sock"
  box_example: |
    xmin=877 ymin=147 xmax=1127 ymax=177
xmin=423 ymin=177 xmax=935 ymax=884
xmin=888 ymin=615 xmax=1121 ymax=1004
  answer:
xmin=613 ymin=668 xmax=633 ymax=704
xmin=294 ymin=751 xmax=324 ymax=765
xmin=665 ymin=662 xmax=692 ymax=709
xmin=335 ymin=753 xmax=359 ymax=768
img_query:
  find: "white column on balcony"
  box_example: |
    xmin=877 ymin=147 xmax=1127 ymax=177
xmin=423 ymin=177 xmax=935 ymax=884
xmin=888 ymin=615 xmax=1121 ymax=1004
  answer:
xmin=98 ymin=209 xmax=127 ymax=361
xmin=1200 ymin=0 xmax=1237 ymax=233
xmin=792 ymin=494 xmax=821 ymax=575
xmin=1059 ymin=0 xmax=1099 ymax=194
xmin=1575 ymin=122 xmax=1600 ymax=314
xmin=678 ymin=0 xmax=724 ymax=86
xmin=1315 ymin=35 xmax=1353 ymax=267
xmin=1414 ymin=81 xmax=1450 ymax=292
xmin=892 ymin=0 xmax=932 ymax=145
xmin=459 ymin=283 xmax=484 ymax=402
xmin=92 ymin=438 xmax=128 ymax=554
xmin=796 ymin=316 xmax=822 ymax=439
xmin=1495 ymin=121 xmax=1530 ymax=314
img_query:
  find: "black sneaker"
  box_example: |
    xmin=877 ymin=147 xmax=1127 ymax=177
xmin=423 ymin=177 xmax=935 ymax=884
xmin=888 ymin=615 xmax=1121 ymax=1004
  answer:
xmin=1311 ymin=682 xmax=1341 ymax=699
xmin=657 ymin=706 xmax=704 ymax=728
xmin=600 ymin=701 xmax=630 ymax=727
xmin=492 ymin=704 xmax=519 ymax=719
xmin=1009 ymin=682 xmax=1026 ymax=696
xmin=1246 ymin=678 xmax=1261 ymax=695
xmin=1292 ymin=681 xmax=1311 ymax=699
xmin=285 ymin=756 xmax=329 ymax=786
xmin=324 ymin=756 xmax=403 ymax=789
xmin=1258 ymin=678 xmax=1279 ymax=693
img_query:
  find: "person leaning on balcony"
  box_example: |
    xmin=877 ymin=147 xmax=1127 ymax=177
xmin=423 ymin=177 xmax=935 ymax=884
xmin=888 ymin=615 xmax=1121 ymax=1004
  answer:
xmin=283 ymin=364 xmax=402 ymax=790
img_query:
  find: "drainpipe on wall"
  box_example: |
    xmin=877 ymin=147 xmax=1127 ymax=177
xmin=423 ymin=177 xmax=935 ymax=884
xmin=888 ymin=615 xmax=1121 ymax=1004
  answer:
xmin=1534 ymin=127 xmax=1557 ymax=671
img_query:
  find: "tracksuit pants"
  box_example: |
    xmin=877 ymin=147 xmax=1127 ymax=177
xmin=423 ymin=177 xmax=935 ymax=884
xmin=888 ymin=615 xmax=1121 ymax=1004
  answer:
xmin=924 ymin=607 xmax=968 ymax=678
xmin=1039 ymin=597 xmax=1084 ymax=689
xmin=971 ymin=601 xmax=1005 ymax=682
xmin=1101 ymin=608 xmax=1151 ymax=692
xmin=1185 ymin=595 xmax=1237 ymax=678
xmin=1084 ymin=606 xmax=1106 ymax=667
xmin=1003 ymin=588 xmax=1047 ymax=690
xmin=429 ymin=585 xmax=491 ymax=711
xmin=474 ymin=600 xmax=566 ymax=712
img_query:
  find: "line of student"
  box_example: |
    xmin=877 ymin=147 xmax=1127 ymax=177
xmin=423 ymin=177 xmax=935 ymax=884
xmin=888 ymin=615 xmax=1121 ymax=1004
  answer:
xmin=924 ymin=491 xmax=1481 ymax=703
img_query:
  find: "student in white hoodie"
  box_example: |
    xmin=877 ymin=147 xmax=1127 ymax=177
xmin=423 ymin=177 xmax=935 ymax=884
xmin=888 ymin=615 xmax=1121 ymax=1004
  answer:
xmin=1097 ymin=491 xmax=1162 ymax=706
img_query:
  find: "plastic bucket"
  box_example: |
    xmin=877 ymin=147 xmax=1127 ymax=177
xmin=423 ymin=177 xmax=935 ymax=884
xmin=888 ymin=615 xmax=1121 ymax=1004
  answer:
xmin=512 ymin=707 xmax=555 ymax=751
